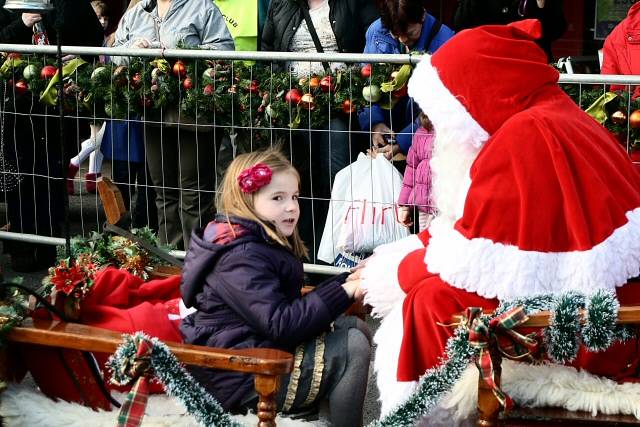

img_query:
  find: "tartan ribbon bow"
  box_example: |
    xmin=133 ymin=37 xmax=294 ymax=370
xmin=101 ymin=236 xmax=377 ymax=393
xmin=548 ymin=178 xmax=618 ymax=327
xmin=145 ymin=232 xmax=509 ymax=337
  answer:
xmin=464 ymin=306 xmax=539 ymax=411
xmin=117 ymin=336 xmax=154 ymax=427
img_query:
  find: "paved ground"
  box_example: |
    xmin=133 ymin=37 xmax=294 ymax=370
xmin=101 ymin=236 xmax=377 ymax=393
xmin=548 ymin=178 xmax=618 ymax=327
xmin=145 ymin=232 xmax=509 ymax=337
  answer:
xmin=0 ymin=160 xmax=383 ymax=423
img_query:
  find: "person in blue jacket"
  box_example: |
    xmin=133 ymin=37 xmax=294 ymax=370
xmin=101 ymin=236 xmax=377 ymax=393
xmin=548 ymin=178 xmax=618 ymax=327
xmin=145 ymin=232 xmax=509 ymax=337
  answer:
xmin=360 ymin=0 xmax=454 ymax=158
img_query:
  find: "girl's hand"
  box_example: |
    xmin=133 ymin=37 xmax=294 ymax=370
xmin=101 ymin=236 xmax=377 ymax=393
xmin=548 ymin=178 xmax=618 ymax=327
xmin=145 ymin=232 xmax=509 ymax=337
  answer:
xmin=398 ymin=206 xmax=413 ymax=227
xmin=342 ymin=279 xmax=366 ymax=301
xmin=21 ymin=13 xmax=42 ymax=28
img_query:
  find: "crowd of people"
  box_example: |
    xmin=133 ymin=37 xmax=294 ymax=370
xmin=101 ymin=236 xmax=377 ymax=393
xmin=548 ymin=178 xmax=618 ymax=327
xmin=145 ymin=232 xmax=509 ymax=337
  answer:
xmin=4 ymin=0 xmax=640 ymax=425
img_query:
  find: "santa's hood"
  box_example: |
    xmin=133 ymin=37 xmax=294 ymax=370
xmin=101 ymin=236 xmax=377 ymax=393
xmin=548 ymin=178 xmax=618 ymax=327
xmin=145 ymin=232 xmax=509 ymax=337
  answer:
xmin=409 ymin=19 xmax=558 ymax=139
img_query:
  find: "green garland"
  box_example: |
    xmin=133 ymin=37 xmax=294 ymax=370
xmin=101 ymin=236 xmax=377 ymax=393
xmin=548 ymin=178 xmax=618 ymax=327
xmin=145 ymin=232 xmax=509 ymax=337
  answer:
xmin=0 ymin=283 xmax=27 ymax=343
xmin=371 ymin=327 xmax=476 ymax=427
xmin=108 ymin=333 xmax=241 ymax=427
xmin=61 ymin=227 xmax=171 ymax=281
xmin=2 ymin=53 xmax=639 ymax=148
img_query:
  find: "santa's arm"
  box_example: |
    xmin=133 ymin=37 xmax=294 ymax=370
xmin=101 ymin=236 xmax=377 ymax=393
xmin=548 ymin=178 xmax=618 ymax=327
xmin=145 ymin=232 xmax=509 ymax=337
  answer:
xmin=361 ymin=231 xmax=428 ymax=318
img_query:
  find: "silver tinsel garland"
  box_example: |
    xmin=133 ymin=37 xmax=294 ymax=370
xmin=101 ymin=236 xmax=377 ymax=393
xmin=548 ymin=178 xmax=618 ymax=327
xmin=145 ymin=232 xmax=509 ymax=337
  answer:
xmin=107 ymin=333 xmax=241 ymax=427
xmin=105 ymin=290 xmax=631 ymax=427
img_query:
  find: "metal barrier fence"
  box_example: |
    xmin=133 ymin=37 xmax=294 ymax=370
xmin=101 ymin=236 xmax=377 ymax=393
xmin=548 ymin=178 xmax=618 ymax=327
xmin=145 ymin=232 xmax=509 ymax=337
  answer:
xmin=1 ymin=45 xmax=640 ymax=275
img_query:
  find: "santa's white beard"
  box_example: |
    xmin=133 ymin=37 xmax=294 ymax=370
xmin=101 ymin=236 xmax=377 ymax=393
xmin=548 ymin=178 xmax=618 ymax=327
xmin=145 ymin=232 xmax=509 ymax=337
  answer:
xmin=429 ymin=127 xmax=486 ymax=223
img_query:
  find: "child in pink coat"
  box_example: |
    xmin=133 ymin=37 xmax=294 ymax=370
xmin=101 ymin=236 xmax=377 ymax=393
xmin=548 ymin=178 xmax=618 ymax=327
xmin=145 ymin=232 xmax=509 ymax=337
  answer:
xmin=398 ymin=112 xmax=436 ymax=231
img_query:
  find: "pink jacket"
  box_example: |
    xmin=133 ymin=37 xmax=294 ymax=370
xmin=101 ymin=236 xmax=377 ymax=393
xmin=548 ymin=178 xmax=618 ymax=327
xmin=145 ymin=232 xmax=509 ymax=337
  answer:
xmin=601 ymin=2 xmax=640 ymax=98
xmin=398 ymin=127 xmax=435 ymax=213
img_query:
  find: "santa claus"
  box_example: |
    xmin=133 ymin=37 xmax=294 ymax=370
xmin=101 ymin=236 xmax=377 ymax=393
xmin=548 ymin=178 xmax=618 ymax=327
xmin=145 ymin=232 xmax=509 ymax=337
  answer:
xmin=353 ymin=19 xmax=640 ymax=418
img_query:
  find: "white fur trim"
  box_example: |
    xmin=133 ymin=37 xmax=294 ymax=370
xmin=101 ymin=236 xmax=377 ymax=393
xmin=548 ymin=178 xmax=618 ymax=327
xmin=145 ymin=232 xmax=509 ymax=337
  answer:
xmin=372 ymin=304 xmax=418 ymax=416
xmin=361 ymin=234 xmax=424 ymax=319
xmin=0 ymin=383 xmax=324 ymax=427
xmin=425 ymin=208 xmax=640 ymax=300
xmin=408 ymin=57 xmax=489 ymax=149
xmin=429 ymin=360 xmax=640 ymax=424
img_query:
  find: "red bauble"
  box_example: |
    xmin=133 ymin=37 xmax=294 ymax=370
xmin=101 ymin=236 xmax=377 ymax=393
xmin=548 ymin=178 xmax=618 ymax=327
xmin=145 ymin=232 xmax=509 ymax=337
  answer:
xmin=14 ymin=80 xmax=28 ymax=96
xmin=361 ymin=63 xmax=372 ymax=78
xmin=342 ymin=99 xmax=355 ymax=114
xmin=248 ymin=80 xmax=259 ymax=94
xmin=284 ymin=88 xmax=302 ymax=104
xmin=40 ymin=65 xmax=57 ymax=80
xmin=630 ymin=110 xmax=640 ymax=129
xmin=319 ymin=75 xmax=334 ymax=92
xmin=182 ymin=77 xmax=193 ymax=90
xmin=131 ymin=73 xmax=143 ymax=89
xmin=139 ymin=95 xmax=152 ymax=108
xmin=203 ymin=84 xmax=214 ymax=96
xmin=172 ymin=60 xmax=186 ymax=78
xmin=393 ymin=84 xmax=408 ymax=98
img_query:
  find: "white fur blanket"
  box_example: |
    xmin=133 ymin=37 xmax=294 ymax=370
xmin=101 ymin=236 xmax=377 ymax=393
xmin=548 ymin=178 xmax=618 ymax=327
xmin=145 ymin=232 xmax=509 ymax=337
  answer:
xmin=0 ymin=383 xmax=323 ymax=427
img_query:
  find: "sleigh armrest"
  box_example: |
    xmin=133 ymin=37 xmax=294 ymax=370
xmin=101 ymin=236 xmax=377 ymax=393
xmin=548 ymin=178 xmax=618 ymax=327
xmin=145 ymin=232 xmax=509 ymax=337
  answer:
xmin=451 ymin=305 xmax=640 ymax=426
xmin=5 ymin=318 xmax=293 ymax=427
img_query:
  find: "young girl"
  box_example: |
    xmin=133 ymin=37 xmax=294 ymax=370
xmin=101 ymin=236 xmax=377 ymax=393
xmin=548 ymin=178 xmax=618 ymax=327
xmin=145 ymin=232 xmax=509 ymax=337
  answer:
xmin=180 ymin=149 xmax=371 ymax=426
xmin=397 ymin=112 xmax=436 ymax=231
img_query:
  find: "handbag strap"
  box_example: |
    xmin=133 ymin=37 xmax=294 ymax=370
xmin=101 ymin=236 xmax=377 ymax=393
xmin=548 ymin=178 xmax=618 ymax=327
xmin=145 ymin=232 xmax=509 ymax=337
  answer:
xmin=298 ymin=0 xmax=331 ymax=73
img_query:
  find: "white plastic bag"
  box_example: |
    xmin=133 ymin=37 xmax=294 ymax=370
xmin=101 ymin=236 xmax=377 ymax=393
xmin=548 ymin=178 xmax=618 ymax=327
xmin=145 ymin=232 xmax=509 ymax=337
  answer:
xmin=318 ymin=153 xmax=409 ymax=263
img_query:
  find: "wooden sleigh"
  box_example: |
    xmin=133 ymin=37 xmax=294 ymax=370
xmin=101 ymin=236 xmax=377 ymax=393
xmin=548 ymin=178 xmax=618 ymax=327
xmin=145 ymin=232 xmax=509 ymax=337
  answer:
xmin=0 ymin=177 xmax=294 ymax=426
xmin=454 ymin=306 xmax=640 ymax=426
xmin=1 ymin=319 xmax=293 ymax=427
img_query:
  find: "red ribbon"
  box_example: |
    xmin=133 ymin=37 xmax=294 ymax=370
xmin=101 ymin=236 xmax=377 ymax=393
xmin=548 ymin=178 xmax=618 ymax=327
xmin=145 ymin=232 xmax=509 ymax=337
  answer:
xmin=464 ymin=306 xmax=539 ymax=412
xmin=117 ymin=336 xmax=154 ymax=427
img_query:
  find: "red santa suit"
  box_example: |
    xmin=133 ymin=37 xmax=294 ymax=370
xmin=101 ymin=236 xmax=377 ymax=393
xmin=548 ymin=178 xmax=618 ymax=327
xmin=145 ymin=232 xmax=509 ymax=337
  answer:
xmin=361 ymin=19 xmax=640 ymax=416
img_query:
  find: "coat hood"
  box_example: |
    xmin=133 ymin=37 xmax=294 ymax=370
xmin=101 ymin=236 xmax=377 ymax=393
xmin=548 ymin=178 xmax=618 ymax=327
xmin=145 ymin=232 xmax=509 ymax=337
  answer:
xmin=181 ymin=216 xmax=270 ymax=308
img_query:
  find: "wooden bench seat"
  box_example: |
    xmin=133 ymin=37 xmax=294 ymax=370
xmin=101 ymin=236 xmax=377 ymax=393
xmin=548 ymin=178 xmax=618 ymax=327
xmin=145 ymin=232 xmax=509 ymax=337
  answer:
xmin=1 ymin=318 xmax=293 ymax=427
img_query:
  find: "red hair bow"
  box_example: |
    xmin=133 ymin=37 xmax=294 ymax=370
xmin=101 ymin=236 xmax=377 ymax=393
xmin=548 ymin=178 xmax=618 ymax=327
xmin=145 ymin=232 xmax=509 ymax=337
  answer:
xmin=237 ymin=163 xmax=272 ymax=193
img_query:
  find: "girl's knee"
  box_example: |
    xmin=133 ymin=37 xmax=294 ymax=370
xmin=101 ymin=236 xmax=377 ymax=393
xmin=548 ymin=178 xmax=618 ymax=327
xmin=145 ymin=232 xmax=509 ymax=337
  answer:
xmin=347 ymin=327 xmax=372 ymax=364
xmin=354 ymin=317 xmax=373 ymax=345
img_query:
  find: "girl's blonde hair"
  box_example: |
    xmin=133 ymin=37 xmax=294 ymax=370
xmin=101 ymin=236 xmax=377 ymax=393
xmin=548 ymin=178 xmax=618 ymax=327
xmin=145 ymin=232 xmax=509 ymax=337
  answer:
xmin=216 ymin=148 xmax=308 ymax=259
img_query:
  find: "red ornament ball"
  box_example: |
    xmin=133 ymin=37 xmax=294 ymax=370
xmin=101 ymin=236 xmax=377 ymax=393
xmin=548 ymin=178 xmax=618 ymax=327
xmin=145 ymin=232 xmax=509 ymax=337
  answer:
xmin=172 ymin=60 xmax=187 ymax=78
xmin=40 ymin=65 xmax=57 ymax=80
xmin=203 ymin=84 xmax=214 ymax=96
xmin=284 ymin=88 xmax=302 ymax=105
xmin=393 ymin=84 xmax=408 ymax=98
xmin=248 ymin=80 xmax=259 ymax=94
xmin=342 ymin=99 xmax=355 ymax=114
xmin=361 ymin=63 xmax=372 ymax=78
xmin=131 ymin=73 xmax=143 ymax=89
xmin=182 ymin=77 xmax=193 ymax=90
xmin=14 ymin=80 xmax=28 ymax=96
xmin=320 ymin=75 xmax=334 ymax=93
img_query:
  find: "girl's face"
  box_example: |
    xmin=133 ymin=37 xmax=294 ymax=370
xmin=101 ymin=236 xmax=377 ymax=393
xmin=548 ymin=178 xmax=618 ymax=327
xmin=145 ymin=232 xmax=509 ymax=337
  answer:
xmin=253 ymin=170 xmax=300 ymax=237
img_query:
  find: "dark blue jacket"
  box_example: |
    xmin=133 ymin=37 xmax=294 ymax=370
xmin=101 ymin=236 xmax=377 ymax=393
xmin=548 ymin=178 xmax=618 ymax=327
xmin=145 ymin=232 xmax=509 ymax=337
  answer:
xmin=359 ymin=15 xmax=454 ymax=154
xmin=180 ymin=215 xmax=352 ymax=410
